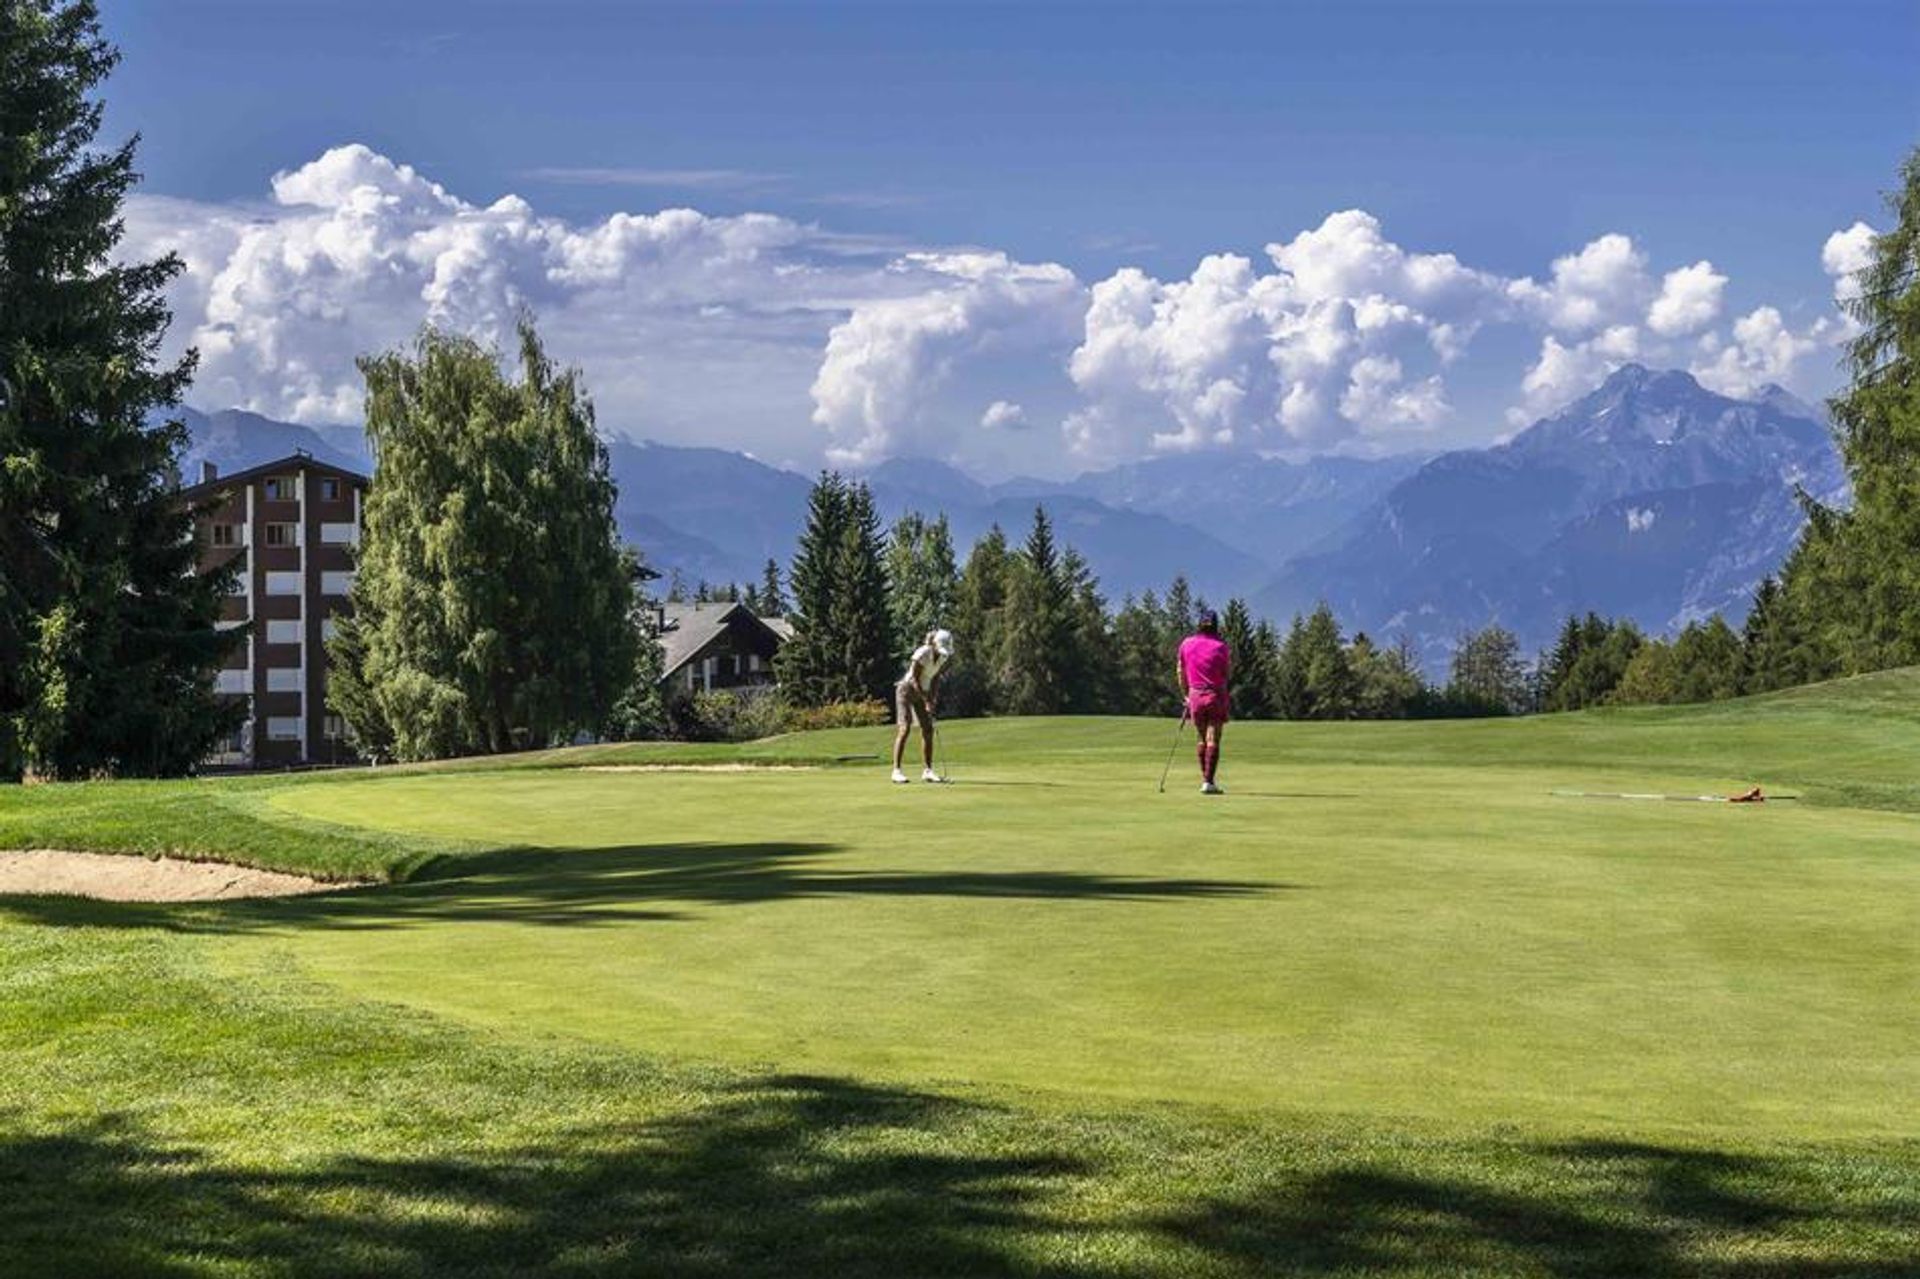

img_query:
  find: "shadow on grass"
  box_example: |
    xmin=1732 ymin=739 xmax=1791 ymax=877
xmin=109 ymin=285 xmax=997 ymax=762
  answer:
xmin=1151 ymin=1136 xmax=1920 ymax=1277
xmin=0 ymin=841 xmax=1289 ymax=934
xmin=2 ymin=1082 xmax=1914 ymax=1278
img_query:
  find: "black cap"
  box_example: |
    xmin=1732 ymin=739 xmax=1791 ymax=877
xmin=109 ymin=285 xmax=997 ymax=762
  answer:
xmin=1197 ymin=608 xmax=1219 ymax=632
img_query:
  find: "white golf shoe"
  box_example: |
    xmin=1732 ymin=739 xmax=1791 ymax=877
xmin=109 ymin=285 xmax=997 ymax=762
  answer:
xmin=1201 ymin=781 xmax=1224 ymax=795
xmin=891 ymin=768 xmax=910 ymax=784
xmin=922 ymin=768 xmax=945 ymax=784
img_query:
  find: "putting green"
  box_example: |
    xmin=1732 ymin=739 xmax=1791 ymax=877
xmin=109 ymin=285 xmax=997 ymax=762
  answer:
xmin=260 ymin=709 xmax=1919 ymax=1139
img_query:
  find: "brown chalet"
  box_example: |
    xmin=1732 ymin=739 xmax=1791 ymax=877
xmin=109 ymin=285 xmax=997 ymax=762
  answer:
xmin=183 ymin=453 xmax=369 ymax=767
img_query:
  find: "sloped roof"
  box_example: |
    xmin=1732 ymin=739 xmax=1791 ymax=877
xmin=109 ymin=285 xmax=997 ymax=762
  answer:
xmin=180 ymin=451 xmax=370 ymax=498
xmin=657 ymin=601 xmax=786 ymax=680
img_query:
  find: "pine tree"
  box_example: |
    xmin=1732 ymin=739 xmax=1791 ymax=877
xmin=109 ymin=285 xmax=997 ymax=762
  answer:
xmin=1112 ymin=591 xmax=1177 ymax=716
xmin=830 ymin=481 xmax=894 ymax=702
xmin=756 ymin=558 xmax=787 ymax=617
xmin=1612 ymin=638 xmax=1678 ymax=705
xmin=944 ymin=526 xmax=1009 ymax=717
xmin=329 ymin=321 xmax=636 ymax=760
xmin=1 ymin=1 xmax=241 ymax=778
xmin=774 ymin=473 xmax=849 ymax=706
xmin=1271 ymin=614 xmax=1312 ymax=719
xmin=1219 ymin=599 xmax=1274 ymax=719
xmin=1446 ymin=624 xmax=1528 ymax=716
xmin=1781 ymin=148 xmax=1920 ymax=674
xmin=1350 ymin=631 xmax=1424 ymax=719
xmin=996 ymin=507 xmax=1073 ymax=715
xmin=1060 ymin=547 xmax=1113 ymax=713
xmin=1669 ymin=616 xmax=1745 ymax=703
xmin=1741 ymin=575 xmax=1823 ymax=693
xmin=885 ymin=511 xmax=958 ymax=657
xmin=1297 ymin=603 xmax=1356 ymax=719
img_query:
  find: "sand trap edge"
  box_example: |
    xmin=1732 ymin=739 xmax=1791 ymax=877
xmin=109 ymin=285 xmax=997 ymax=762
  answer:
xmin=0 ymin=849 xmax=366 ymax=903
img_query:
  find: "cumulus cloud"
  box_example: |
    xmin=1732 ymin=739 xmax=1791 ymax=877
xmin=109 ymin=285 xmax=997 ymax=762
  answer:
xmin=980 ymin=399 xmax=1027 ymax=430
xmin=123 ymin=144 xmax=1864 ymax=472
xmin=808 ymin=253 xmax=1082 ymax=466
xmin=1508 ymin=234 xmax=1651 ymax=334
xmin=1691 ymin=306 xmax=1826 ymax=399
xmin=1821 ymin=221 xmax=1875 ymax=304
xmin=1646 ymin=261 xmax=1727 ymax=337
xmin=1063 ymin=212 xmax=1506 ymax=461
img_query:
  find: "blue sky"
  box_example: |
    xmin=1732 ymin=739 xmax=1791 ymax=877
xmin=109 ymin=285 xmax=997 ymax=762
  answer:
xmin=105 ymin=1 xmax=1917 ymax=477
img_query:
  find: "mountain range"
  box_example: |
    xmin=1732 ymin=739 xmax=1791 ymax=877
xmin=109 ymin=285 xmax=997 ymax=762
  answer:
xmin=173 ymin=365 xmax=1841 ymax=670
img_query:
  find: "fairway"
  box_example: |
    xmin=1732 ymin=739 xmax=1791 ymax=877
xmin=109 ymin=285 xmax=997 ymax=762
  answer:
xmin=4 ymin=672 xmax=1918 ymax=1275
xmin=267 ymin=739 xmax=1915 ymax=1136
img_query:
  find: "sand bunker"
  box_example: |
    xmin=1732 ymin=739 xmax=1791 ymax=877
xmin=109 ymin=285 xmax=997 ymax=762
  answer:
xmin=580 ymin=763 xmax=818 ymax=773
xmin=0 ymin=849 xmax=356 ymax=903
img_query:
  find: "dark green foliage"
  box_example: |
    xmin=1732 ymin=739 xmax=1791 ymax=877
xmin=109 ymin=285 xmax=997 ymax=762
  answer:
xmin=1669 ymin=616 xmax=1744 ymax=704
xmin=1219 ymin=599 xmax=1275 ymax=719
xmin=776 ymin=474 xmax=892 ymax=706
xmin=327 ymin=322 xmax=636 ymax=760
xmin=1740 ymin=575 xmax=1824 ymax=694
xmin=602 ymin=554 xmax=668 ymax=741
xmin=1540 ymin=614 xmax=1644 ymax=711
xmin=1349 ymin=632 xmax=1424 ymax=719
xmin=885 ymin=512 xmax=958 ymax=657
xmin=941 ymin=525 xmax=1008 ymax=718
xmin=1110 ymin=592 xmax=1174 ymax=717
xmin=1773 ymin=148 xmax=1920 ymax=677
xmin=752 ymin=558 xmax=786 ymax=616
xmin=831 ymin=482 xmax=894 ymax=702
xmin=1271 ymin=604 xmax=1356 ymax=720
xmin=1445 ymin=625 xmax=1529 ymax=716
xmin=996 ymin=508 xmax=1074 ymax=716
xmin=773 ymin=473 xmax=848 ymax=706
xmin=0 ymin=0 xmax=241 ymax=779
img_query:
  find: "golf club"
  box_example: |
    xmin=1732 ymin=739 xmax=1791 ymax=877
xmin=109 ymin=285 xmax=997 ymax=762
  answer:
xmin=1550 ymin=787 xmax=1792 ymax=804
xmin=932 ymin=717 xmax=953 ymax=783
xmin=1156 ymin=709 xmax=1190 ymax=793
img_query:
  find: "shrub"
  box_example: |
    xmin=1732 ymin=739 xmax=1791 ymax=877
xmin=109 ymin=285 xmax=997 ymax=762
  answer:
xmin=780 ymin=699 xmax=889 ymax=733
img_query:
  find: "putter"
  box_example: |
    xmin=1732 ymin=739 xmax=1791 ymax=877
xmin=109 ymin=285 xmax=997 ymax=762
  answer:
xmin=932 ymin=718 xmax=952 ymax=783
xmin=1156 ymin=709 xmax=1190 ymax=793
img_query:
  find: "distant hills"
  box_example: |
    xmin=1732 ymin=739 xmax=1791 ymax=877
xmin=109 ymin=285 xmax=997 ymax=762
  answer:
xmin=172 ymin=365 xmax=1841 ymax=666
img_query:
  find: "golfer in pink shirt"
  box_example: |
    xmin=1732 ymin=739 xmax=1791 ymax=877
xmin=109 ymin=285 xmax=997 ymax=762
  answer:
xmin=1177 ymin=609 xmax=1232 ymax=795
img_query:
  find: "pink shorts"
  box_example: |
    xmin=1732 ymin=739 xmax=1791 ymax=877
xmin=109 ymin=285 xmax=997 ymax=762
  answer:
xmin=1188 ymin=689 xmax=1230 ymax=729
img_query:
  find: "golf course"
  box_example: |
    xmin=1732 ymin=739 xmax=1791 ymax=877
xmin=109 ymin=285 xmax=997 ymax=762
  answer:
xmin=3 ymin=670 xmax=1916 ymax=1276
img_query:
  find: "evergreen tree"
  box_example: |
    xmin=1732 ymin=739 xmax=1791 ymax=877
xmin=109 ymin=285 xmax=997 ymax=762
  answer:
xmin=1162 ymin=575 xmax=1197 ymax=652
xmin=1219 ymin=599 xmax=1274 ymax=719
xmin=829 ymin=481 xmax=894 ymax=702
xmin=602 ymin=552 xmax=668 ymax=740
xmin=1445 ymin=625 xmax=1528 ymax=716
xmin=1060 ymin=547 xmax=1114 ymax=713
xmin=944 ymin=525 xmax=1010 ymax=717
xmin=1350 ymin=631 xmax=1425 ymax=719
xmin=1112 ymin=591 xmax=1176 ymax=716
xmin=1612 ymin=638 xmax=1678 ymax=705
xmin=1298 ymin=603 xmax=1356 ymax=719
xmin=1780 ymin=148 xmax=1920 ymax=674
xmin=885 ymin=511 xmax=958 ymax=657
xmin=774 ymin=473 xmax=848 ymax=706
xmin=756 ymin=557 xmax=786 ymax=616
xmin=329 ymin=321 xmax=636 ymax=760
xmin=1271 ymin=613 xmax=1312 ymax=719
xmin=1550 ymin=616 xmax=1643 ymax=710
xmin=996 ymin=507 xmax=1073 ymax=715
xmin=1741 ymin=575 xmax=1822 ymax=693
xmin=1 ymin=1 xmax=241 ymax=778
xmin=1667 ymin=616 xmax=1745 ymax=704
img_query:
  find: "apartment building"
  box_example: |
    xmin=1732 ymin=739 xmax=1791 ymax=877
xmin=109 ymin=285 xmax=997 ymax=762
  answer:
xmin=183 ymin=453 xmax=369 ymax=768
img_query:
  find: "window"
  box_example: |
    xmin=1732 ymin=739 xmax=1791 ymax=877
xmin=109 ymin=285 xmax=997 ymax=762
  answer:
xmin=267 ymin=667 xmax=302 ymax=692
xmin=323 ymin=714 xmax=345 ymax=740
xmin=264 ymin=522 xmax=297 ymax=547
xmin=209 ymin=524 xmax=239 ymax=547
xmin=321 ymin=570 xmax=355 ymax=596
xmin=320 ymin=522 xmax=357 ymax=546
xmin=265 ymin=571 xmax=301 ymax=596
xmin=226 ymin=573 xmax=250 ymax=597
xmin=215 ymin=670 xmax=249 ymax=695
xmin=266 ymin=716 xmax=301 ymax=741
xmin=266 ymin=619 xmax=302 ymax=645
xmin=320 ymin=618 xmax=340 ymax=641
xmin=320 ymin=477 xmax=340 ymax=501
xmin=263 ymin=476 xmax=295 ymax=500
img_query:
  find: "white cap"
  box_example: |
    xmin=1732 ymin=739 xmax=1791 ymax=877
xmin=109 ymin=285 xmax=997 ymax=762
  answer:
xmin=932 ymin=628 xmax=954 ymax=656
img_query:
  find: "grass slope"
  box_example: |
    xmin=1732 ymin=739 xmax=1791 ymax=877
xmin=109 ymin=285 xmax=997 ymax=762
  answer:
xmin=2 ymin=670 xmax=1917 ymax=1274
